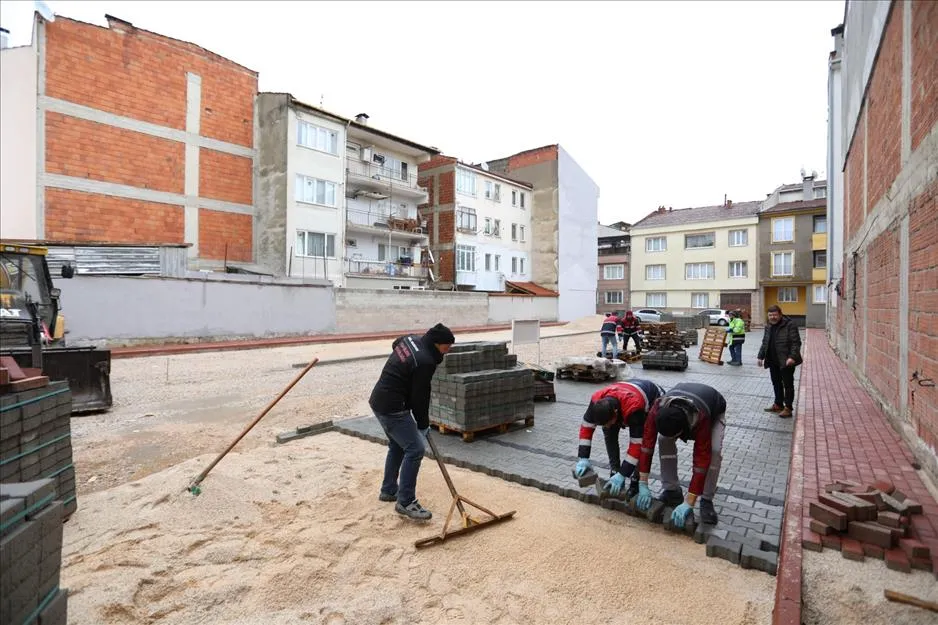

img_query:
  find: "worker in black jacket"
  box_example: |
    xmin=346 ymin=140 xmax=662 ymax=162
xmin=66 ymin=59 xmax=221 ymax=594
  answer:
xmin=757 ymin=305 xmax=802 ymax=418
xmin=369 ymin=323 xmax=455 ymax=521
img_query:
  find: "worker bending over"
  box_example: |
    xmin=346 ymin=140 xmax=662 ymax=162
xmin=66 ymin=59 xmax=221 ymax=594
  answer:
xmin=573 ymin=379 xmax=666 ymax=499
xmin=634 ymin=382 xmax=726 ymax=528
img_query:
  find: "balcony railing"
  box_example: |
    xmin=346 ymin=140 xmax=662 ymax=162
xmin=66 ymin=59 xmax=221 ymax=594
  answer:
xmin=347 ymin=159 xmax=423 ymax=192
xmin=345 ymin=258 xmax=428 ymax=280
xmin=346 ymin=206 xmax=427 ymax=235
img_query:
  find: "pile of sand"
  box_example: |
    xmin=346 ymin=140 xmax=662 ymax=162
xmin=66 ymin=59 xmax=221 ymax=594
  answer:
xmin=63 ymin=432 xmax=774 ymax=625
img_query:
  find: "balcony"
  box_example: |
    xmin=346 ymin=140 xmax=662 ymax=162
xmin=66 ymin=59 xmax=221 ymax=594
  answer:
xmin=345 ymin=258 xmax=427 ymax=281
xmin=346 ymin=159 xmax=426 ymax=198
xmin=456 ymin=270 xmax=478 ymax=286
xmin=346 ymin=205 xmax=428 ymax=242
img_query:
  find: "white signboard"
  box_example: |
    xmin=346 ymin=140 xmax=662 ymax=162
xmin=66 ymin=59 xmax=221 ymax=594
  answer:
xmin=511 ymin=319 xmax=541 ymax=363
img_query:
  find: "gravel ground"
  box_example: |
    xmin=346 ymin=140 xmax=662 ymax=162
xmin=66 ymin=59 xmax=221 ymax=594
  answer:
xmin=71 ymin=317 xmax=605 ymax=496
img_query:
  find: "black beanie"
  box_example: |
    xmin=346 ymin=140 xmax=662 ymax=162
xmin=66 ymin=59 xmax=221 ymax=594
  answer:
xmin=424 ymin=323 xmax=455 ymax=345
xmin=584 ymin=397 xmax=618 ymax=425
xmin=656 ymin=403 xmax=690 ymax=438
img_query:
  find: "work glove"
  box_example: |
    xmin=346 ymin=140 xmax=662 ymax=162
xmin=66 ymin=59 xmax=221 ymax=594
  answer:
xmin=574 ymin=458 xmax=592 ymax=478
xmin=603 ymin=473 xmax=626 ymax=496
xmin=635 ymin=482 xmax=653 ymax=511
xmin=671 ymin=502 xmax=693 ymax=528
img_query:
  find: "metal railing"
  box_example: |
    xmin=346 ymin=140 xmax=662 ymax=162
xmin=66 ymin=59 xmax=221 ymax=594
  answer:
xmin=345 ymin=258 xmax=428 ymax=279
xmin=346 ymin=158 xmax=422 ymax=191
xmin=345 ymin=205 xmax=426 ymax=234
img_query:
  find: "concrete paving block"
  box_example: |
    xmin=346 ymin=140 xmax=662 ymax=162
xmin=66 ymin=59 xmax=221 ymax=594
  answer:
xmin=694 ymin=525 xmax=729 ymax=545
xmin=0 ymin=479 xmax=56 ymax=509
xmin=38 ymin=587 xmax=68 ymax=625
xmin=740 ymin=545 xmax=779 ymax=575
xmin=706 ymin=535 xmax=744 ymax=565
xmin=646 ymin=500 xmax=666 ymax=523
xmin=573 ymin=467 xmax=597 ymax=487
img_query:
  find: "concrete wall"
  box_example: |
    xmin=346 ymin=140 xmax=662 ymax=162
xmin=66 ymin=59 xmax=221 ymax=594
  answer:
xmin=0 ymin=38 xmax=38 ymax=239
xmin=827 ymin=28 xmax=846 ymax=345
xmin=842 ymin=0 xmax=892 ymax=159
xmin=56 ymin=274 xmax=336 ymax=345
xmin=488 ymin=296 xmax=558 ymax=324
xmin=557 ymin=147 xmax=599 ymax=322
xmin=254 ymin=93 xmax=290 ymax=277
xmin=334 ymin=288 xmax=489 ymax=333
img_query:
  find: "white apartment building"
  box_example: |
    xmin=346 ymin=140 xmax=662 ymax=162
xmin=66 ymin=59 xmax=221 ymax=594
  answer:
xmin=629 ymin=201 xmax=762 ymax=317
xmin=255 ymin=93 xmax=438 ymax=287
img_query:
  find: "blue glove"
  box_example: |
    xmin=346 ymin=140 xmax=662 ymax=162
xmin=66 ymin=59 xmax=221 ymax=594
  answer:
xmin=635 ymin=482 xmax=653 ymax=511
xmin=574 ymin=458 xmax=591 ymax=478
xmin=671 ymin=502 xmax=693 ymax=528
xmin=419 ymin=427 xmax=429 ymax=438
xmin=604 ymin=473 xmax=626 ymax=496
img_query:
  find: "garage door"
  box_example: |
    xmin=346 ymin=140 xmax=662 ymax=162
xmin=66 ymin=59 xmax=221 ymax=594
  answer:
xmin=720 ymin=292 xmax=752 ymax=315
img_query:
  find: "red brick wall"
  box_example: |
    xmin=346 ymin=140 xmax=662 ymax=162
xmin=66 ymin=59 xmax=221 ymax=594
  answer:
xmin=199 ymin=148 xmax=253 ymax=205
xmin=45 ymin=112 xmax=184 ymax=194
xmin=504 ymin=145 xmax=558 ymax=172
xmin=45 ymin=189 xmax=184 ymax=243
xmin=437 ymin=250 xmax=454 ymax=282
xmin=198 ymin=208 xmax=252 ymax=262
xmin=438 ymin=171 xmax=455 ymax=205
xmin=845 ymin=108 xmax=866 ymax=242
xmin=437 ymin=209 xmax=455 ymax=245
xmin=865 ymin=2 xmax=902 ymax=212
xmin=908 ymin=180 xmax=938 ymax=451
xmin=911 ymin=0 xmax=938 ymax=151
xmin=864 ymin=227 xmax=901 ymax=407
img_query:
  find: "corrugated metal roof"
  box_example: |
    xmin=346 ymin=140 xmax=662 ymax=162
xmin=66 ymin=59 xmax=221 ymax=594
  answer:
xmin=598 ymin=224 xmax=628 ymax=238
xmin=46 ymin=246 xmax=162 ymax=275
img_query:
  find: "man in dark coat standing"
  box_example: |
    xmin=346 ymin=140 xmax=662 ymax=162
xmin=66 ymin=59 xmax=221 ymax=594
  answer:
xmin=369 ymin=323 xmax=455 ymax=520
xmin=757 ymin=305 xmax=802 ymax=418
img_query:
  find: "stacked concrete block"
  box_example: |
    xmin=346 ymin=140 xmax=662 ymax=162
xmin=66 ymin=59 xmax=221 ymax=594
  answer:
xmin=430 ymin=342 xmax=534 ymax=438
xmin=0 ymin=479 xmax=68 ymax=625
xmin=0 ymin=381 xmax=77 ymax=519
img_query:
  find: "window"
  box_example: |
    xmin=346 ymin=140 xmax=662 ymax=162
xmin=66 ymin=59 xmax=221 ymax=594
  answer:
xmin=645 ymin=264 xmax=666 ymax=280
xmin=728 ymin=261 xmax=748 ymax=278
xmin=685 ymin=262 xmax=715 ymax=280
xmin=520 ymin=257 xmax=525 ymax=274
xmin=772 ymin=252 xmax=794 ymax=276
xmin=691 ymin=293 xmax=709 ymax=308
xmin=457 ymin=169 xmax=476 ymax=196
xmin=814 ymin=285 xmax=828 ymax=303
xmin=646 ymin=236 xmax=667 ymax=252
xmin=520 ymin=192 xmax=526 ymax=209
xmin=646 ymin=292 xmax=667 ymax=307
xmin=519 ymin=225 xmax=525 ymax=242
xmin=494 ymin=255 xmax=500 ymax=272
xmin=685 ymin=232 xmax=715 ymax=249
xmin=484 ymin=253 xmax=492 ymax=271
xmin=511 ymin=223 xmax=518 ymax=241
xmin=814 ymin=188 xmax=827 ymax=199
xmin=813 ymin=250 xmax=827 ymax=269
xmin=778 ymin=287 xmax=798 ymax=303
xmin=604 ymin=264 xmax=625 ymax=280
xmin=728 ymin=229 xmax=748 ymax=247
xmin=295 ymin=230 xmax=335 ymax=258
xmin=456 ymin=245 xmax=475 ymax=271
xmin=494 ymin=184 xmax=501 ymax=202
xmin=295 ymin=175 xmax=337 ymax=207
xmin=381 ymin=155 xmax=408 ymax=181
xmin=605 ymin=291 xmax=624 ymax=305
xmin=512 ymin=257 xmax=518 ymax=274
xmin=378 ymin=244 xmax=405 ymax=261
xmin=484 ymin=217 xmax=492 ymax=234
xmin=297 ymin=120 xmax=338 ymax=155
xmin=813 ymin=215 xmax=827 ymax=233
xmin=512 ymin=190 xmax=518 ymax=206
xmin=457 ymin=207 xmax=477 ymax=232
xmin=485 ymin=181 xmax=494 ymax=200
xmin=492 ymin=219 xmax=501 ymax=237
xmin=772 ymin=217 xmax=794 ymax=242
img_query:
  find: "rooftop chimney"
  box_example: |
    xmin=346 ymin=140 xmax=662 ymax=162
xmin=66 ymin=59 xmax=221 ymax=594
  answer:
xmin=0 ymin=28 xmax=10 ymax=50
xmin=354 ymin=113 xmax=369 ymax=125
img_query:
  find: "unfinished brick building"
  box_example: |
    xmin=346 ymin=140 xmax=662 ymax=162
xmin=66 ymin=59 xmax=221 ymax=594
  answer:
xmin=0 ymin=12 xmax=257 ymax=265
xmin=826 ymin=1 xmax=937 ymax=480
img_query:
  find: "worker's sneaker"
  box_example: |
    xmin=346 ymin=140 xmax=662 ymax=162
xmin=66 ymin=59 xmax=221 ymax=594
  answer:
xmin=658 ymin=489 xmax=684 ymax=507
xmin=378 ymin=491 xmax=397 ymax=502
xmin=699 ymin=498 xmax=718 ymax=525
xmin=778 ymin=407 xmax=793 ymax=419
xmin=395 ymin=499 xmax=432 ymax=521
xmin=764 ymin=404 xmax=783 ymax=413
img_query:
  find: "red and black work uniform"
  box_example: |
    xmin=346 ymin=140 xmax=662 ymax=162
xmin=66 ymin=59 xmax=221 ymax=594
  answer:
xmin=619 ymin=315 xmax=641 ymax=335
xmin=578 ymin=379 xmax=665 ymax=477
xmin=638 ymin=382 xmax=727 ymax=499
xmin=600 ymin=315 xmax=620 ymax=336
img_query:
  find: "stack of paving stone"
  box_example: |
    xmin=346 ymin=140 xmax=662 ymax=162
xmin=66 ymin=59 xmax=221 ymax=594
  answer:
xmin=640 ymin=323 xmax=689 ymax=371
xmin=0 ymin=479 xmax=69 ymax=625
xmin=803 ymin=478 xmax=934 ymax=574
xmin=0 ymin=381 xmax=77 ymax=519
xmin=429 ymin=341 xmax=534 ymax=441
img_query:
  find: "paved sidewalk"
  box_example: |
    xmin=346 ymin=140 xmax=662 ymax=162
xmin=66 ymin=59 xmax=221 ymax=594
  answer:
xmin=335 ymin=330 xmax=795 ymax=576
xmin=773 ymin=329 xmax=938 ymax=625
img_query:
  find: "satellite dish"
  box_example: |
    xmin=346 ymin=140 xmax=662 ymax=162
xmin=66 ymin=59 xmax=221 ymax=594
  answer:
xmin=35 ymin=1 xmax=55 ymax=21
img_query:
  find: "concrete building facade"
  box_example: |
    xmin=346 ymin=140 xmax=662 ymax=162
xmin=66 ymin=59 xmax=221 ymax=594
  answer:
xmin=629 ymin=201 xmax=762 ymax=319
xmin=0 ymin=13 xmax=258 ymax=267
xmin=596 ymin=223 xmax=631 ymax=314
xmin=826 ymin=0 xmax=938 ymax=481
xmin=417 ymin=156 xmax=533 ymax=292
xmin=486 ymin=145 xmax=600 ymax=321
xmin=757 ymin=174 xmax=829 ymax=328
xmin=255 ymin=93 xmax=438 ymax=288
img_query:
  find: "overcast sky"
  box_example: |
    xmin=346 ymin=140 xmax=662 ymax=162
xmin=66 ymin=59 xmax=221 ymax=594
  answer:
xmin=2 ymin=0 xmax=845 ymax=225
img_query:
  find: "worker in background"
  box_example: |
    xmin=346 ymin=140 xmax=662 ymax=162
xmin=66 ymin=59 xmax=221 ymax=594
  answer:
xmin=634 ymin=382 xmax=727 ymax=528
xmin=599 ymin=312 xmax=621 ymax=360
xmin=724 ymin=310 xmax=746 ymax=366
xmin=573 ymin=379 xmax=666 ymax=499
xmin=757 ymin=304 xmax=802 ymax=418
xmin=369 ymin=323 xmax=455 ymax=521
xmin=619 ymin=310 xmax=643 ymax=354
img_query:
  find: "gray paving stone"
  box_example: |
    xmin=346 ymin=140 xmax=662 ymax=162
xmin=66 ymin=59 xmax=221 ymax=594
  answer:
xmin=740 ymin=545 xmax=779 ymax=575
xmin=706 ymin=535 xmax=744 ymax=565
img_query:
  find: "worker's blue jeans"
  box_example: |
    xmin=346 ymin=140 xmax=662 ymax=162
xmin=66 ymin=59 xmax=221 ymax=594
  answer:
xmin=374 ymin=409 xmax=426 ymax=506
xmin=600 ymin=334 xmax=619 ymax=359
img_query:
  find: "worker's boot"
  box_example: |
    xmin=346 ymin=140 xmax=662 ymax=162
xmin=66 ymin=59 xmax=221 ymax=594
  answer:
xmin=763 ymin=404 xmax=783 ymax=413
xmin=658 ymin=489 xmax=684 ymax=507
xmin=395 ymin=499 xmax=432 ymax=521
xmin=699 ymin=498 xmax=718 ymax=525
xmin=779 ymin=407 xmax=793 ymax=419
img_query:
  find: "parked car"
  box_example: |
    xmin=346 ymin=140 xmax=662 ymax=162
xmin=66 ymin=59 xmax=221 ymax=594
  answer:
xmin=698 ymin=308 xmax=732 ymax=326
xmin=632 ymin=308 xmax=664 ymax=323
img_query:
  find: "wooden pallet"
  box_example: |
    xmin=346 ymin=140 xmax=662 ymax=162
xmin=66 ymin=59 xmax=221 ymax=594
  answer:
xmin=556 ymin=365 xmax=615 ymax=382
xmin=698 ymin=328 xmax=727 ymax=365
xmin=434 ymin=416 xmax=535 ymax=442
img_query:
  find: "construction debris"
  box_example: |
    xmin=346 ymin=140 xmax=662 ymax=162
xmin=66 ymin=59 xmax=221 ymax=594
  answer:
xmin=803 ymin=479 xmax=933 ymax=574
xmin=555 ymin=356 xmax=618 ymax=382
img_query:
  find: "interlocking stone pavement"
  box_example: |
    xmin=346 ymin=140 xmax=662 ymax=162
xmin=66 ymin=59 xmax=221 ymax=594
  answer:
xmin=334 ymin=329 xmax=799 ymax=575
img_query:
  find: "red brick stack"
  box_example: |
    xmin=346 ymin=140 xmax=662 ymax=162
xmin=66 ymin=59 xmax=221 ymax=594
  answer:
xmin=804 ymin=479 xmax=933 ymax=574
